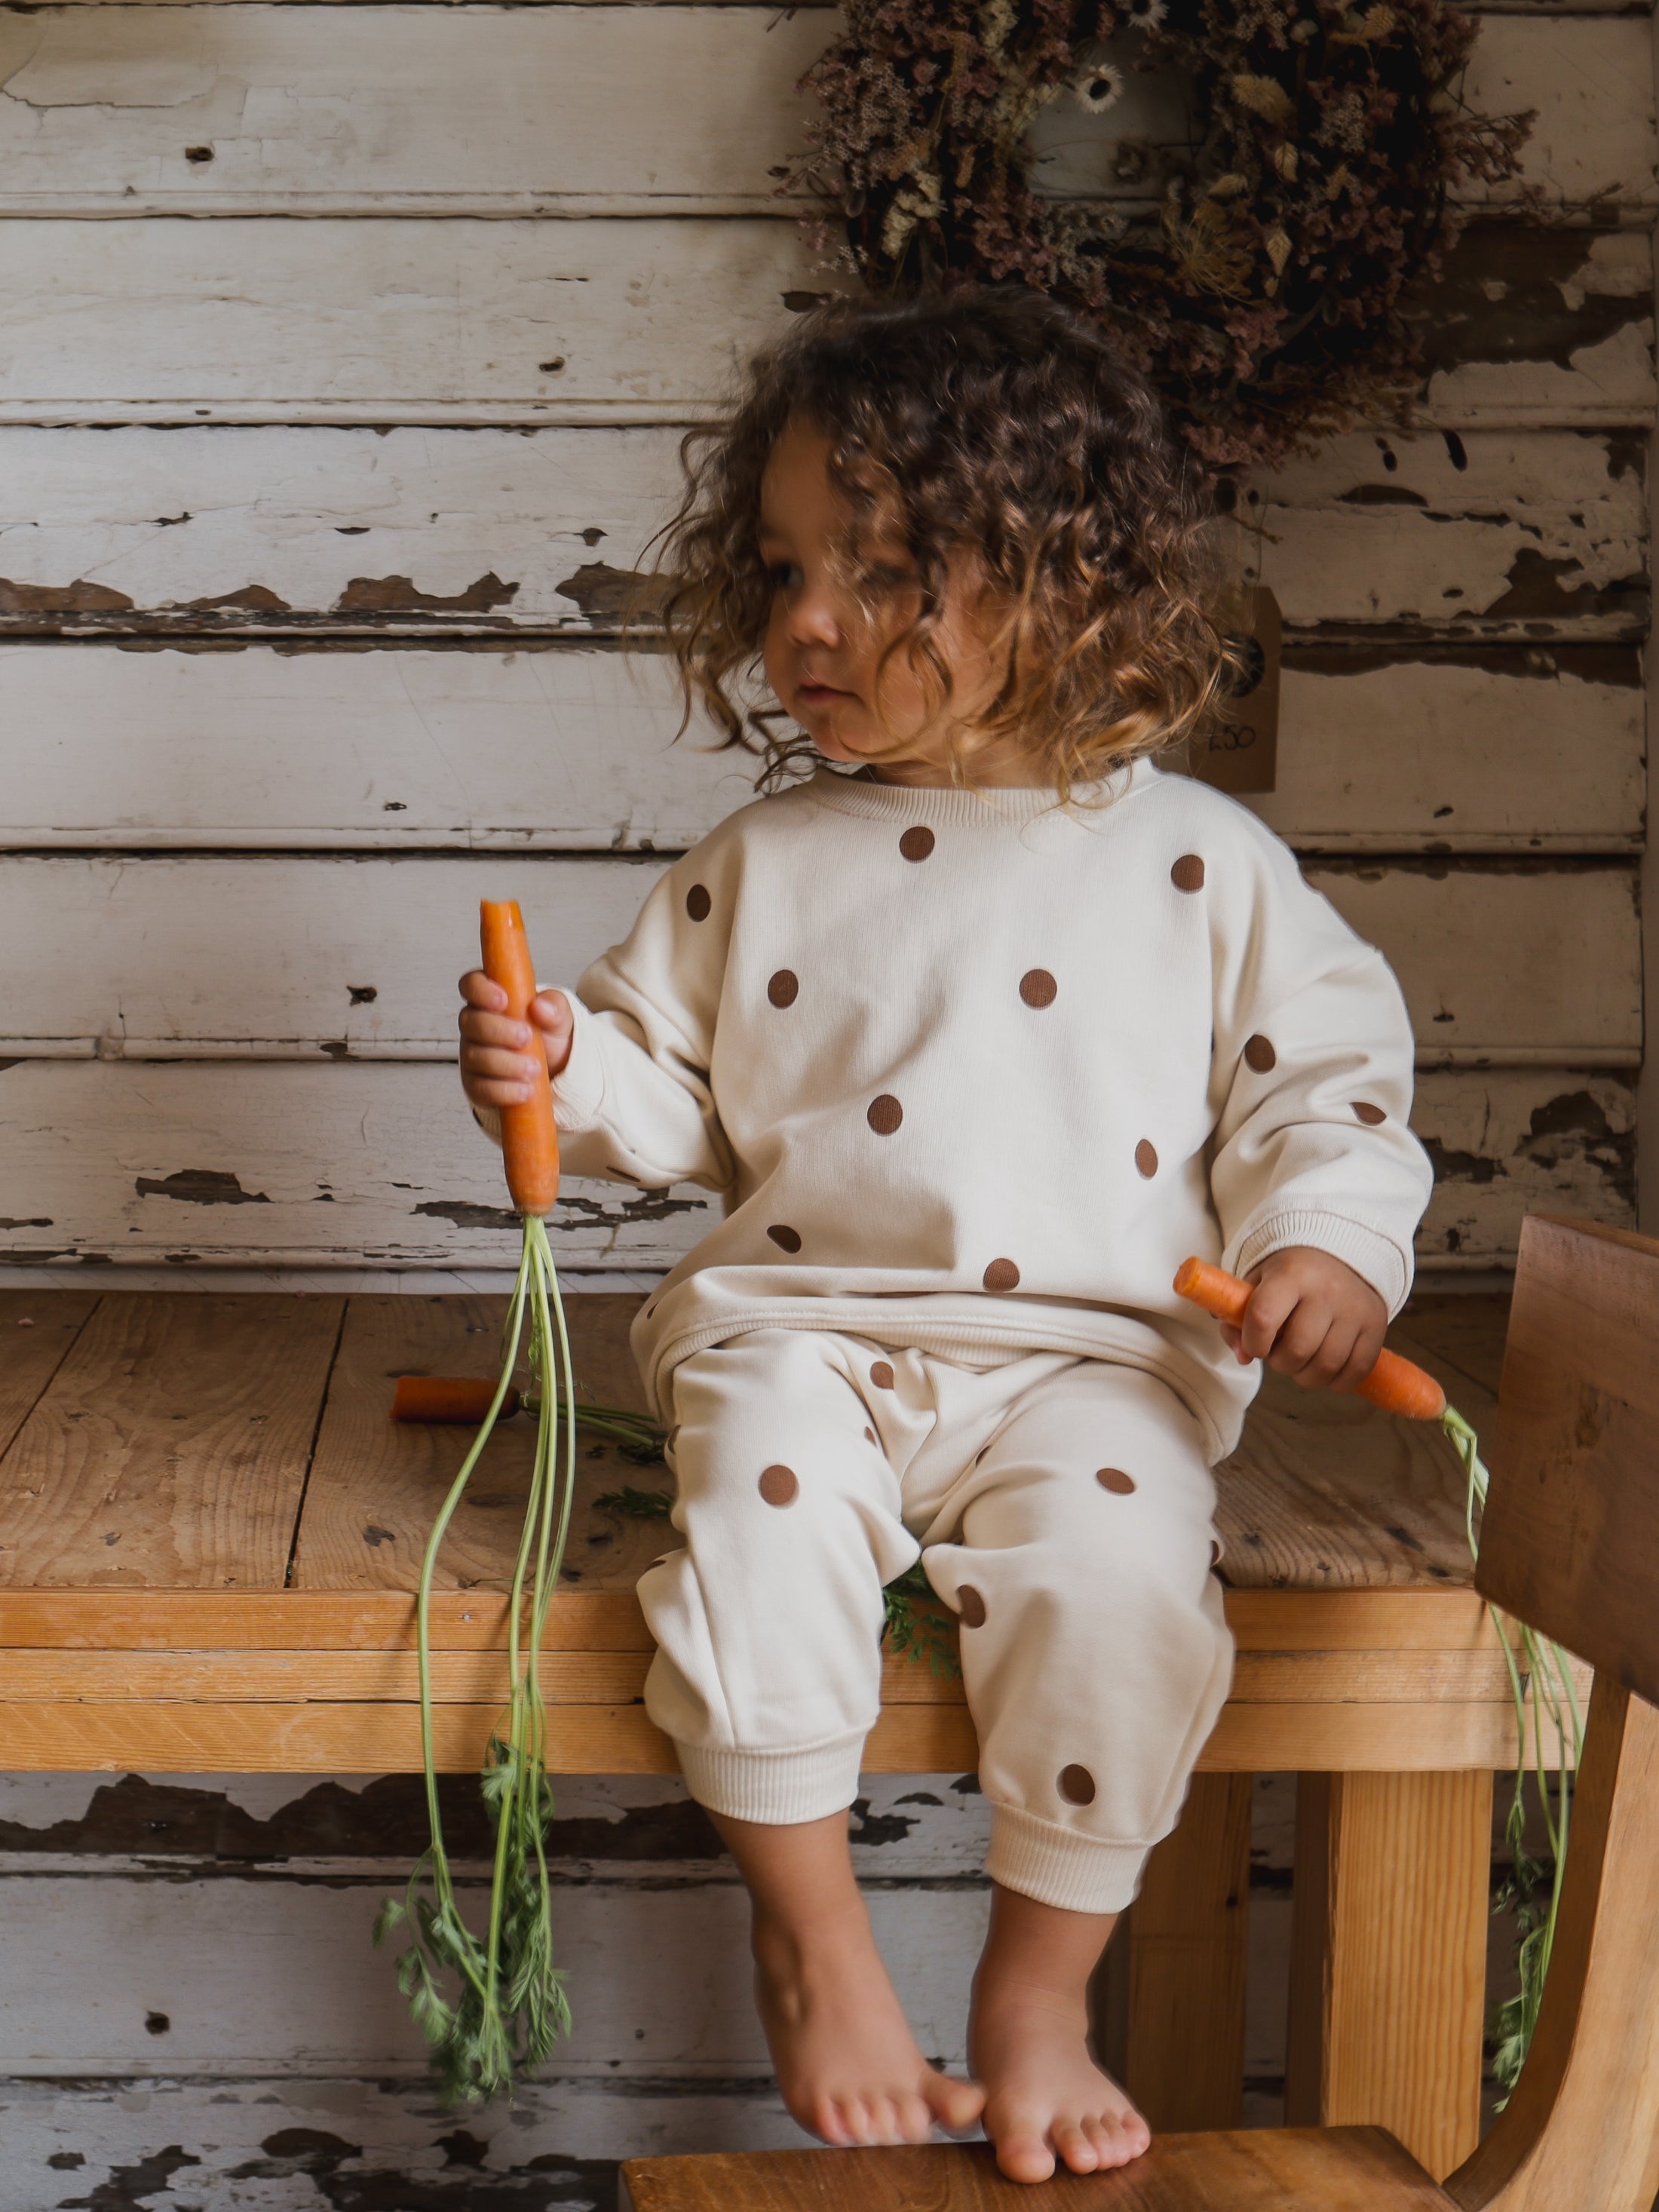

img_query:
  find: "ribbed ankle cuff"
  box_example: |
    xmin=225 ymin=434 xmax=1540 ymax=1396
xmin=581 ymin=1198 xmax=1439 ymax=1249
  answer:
xmin=986 ymin=1805 xmax=1149 ymax=1914
xmin=674 ymin=1734 xmax=866 ymax=1825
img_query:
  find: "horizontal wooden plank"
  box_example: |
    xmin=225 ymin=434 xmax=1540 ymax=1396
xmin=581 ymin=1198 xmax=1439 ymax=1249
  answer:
xmin=1423 ymin=225 xmax=1654 ymax=428
xmin=0 ymin=1063 xmax=1633 ymax=1270
xmin=1415 ymin=1066 xmax=1636 ymax=1262
xmin=2 ymin=643 xmax=1642 ymax=854
xmin=0 ymin=1644 xmax=1587 ymax=1709
xmin=0 ymin=1695 xmax=1565 ymax=1774
xmin=0 ymin=5 xmax=829 ymax=216
xmin=0 ymin=1287 xmax=99 ymax=1459
xmin=0 ymin=1585 xmax=1516 ymax=1655
xmin=0 ymin=1060 xmax=721 ymax=1269
xmin=0 ymin=218 xmax=1644 ymax=428
xmin=1243 ymin=428 xmax=1647 ymax=643
xmin=0 ymin=216 xmax=830 ymax=426
xmin=0 ymin=426 xmax=1645 ymax=647
xmin=1030 ymin=14 xmax=1657 ymax=213
xmin=1308 ymin=860 xmax=1639 ymax=1066
xmin=0 ymin=852 xmax=1636 ymax=1065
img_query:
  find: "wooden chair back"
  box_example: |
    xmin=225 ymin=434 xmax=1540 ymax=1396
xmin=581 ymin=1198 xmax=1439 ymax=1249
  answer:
xmin=1444 ymin=1214 xmax=1659 ymax=2212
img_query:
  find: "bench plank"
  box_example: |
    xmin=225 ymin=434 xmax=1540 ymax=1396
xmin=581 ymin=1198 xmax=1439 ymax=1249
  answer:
xmin=0 ymin=1287 xmax=102 ymax=1459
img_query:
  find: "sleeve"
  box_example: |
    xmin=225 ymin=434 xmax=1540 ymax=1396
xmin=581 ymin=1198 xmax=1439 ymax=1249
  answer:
xmin=1207 ymin=832 xmax=1433 ymax=1318
xmin=472 ymin=846 xmax=738 ymax=1195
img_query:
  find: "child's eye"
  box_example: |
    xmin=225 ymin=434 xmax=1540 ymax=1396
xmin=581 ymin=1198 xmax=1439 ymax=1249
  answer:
xmin=767 ymin=560 xmax=803 ymax=591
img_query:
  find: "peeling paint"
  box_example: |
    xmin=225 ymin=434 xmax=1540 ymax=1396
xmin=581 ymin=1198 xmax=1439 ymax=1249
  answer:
xmin=0 ymin=578 xmax=134 ymax=615
xmin=1420 ymin=225 xmax=1654 ymax=380
xmin=554 ymin=563 xmax=664 ymax=627
xmin=335 ymin=572 xmax=520 ymax=615
xmin=57 ymin=2145 xmax=201 ymax=2212
xmin=412 ymin=1198 xmax=520 ymax=1231
xmin=133 ymin=1168 xmax=270 ymax=1205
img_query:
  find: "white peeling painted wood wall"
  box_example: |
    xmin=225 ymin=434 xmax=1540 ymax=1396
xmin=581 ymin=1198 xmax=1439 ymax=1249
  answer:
xmin=0 ymin=3 xmax=1651 ymax=2206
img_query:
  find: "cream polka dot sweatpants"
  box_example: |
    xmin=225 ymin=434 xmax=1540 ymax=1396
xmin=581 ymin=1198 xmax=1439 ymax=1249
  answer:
xmin=635 ymin=1329 xmax=1234 ymax=1915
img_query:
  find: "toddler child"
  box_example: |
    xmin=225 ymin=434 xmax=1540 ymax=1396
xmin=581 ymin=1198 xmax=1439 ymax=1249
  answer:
xmin=458 ymin=290 xmax=1432 ymax=2185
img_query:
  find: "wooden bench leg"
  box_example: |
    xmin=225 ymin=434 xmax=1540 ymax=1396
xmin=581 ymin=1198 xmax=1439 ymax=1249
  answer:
xmin=1093 ymin=1772 xmax=1253 ymax=2131
xmin=1286 ymin=1769 xmax=1492 ymax=2180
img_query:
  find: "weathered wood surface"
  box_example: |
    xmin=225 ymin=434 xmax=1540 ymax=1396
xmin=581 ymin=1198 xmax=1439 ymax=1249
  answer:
xmin=0 ymin=1063 xmax=1631 ymax=1269
xmin=0 ymin=1289 xmax=100 ymax=1459
xmin=0 ymin=219 xmax=1646 ymax=428
xmin=1029 ymin=11 xmax=1657 ymax=214
xmin=0 ymin=427 xmax=1645 ymax=646
xmin=2 ymin=643 xmax=1643 ymax=854
xmin=0 ymin=852 xmax=1636 ymax=1065
xmin=0 ymin=1293 xmax=342 ymax=1589
xmin=0 ymin=217 xmax=834 ymax=426
xmin=1421 ymin=225 xmax=1654 ymax=429
xmin=1243 ymin=430 xmax=1647 ymax=644
xmin=0 ymin=5 xmax=829 ymax=216
xmin=1287 ymin=1770 xmax=1493 ymax=2180
xmin=0 ymin=10 xmax=1644 ymax=218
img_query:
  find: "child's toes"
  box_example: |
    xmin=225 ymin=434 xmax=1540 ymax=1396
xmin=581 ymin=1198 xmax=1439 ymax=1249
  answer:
xmin=1083 ymin=2115 xmax=1121 ymax=2168
xmin=893 ymin=2089 xmax=935 ymax=2143
xmin=992 ymin=2119 xmax=1058 ymax=2185
xmin=928 ymin=2071 xmax=986 ymax=2135
xmin=1053 ymin=2119 xmax=1100 ymax=2174
xmin=811 ymin=2094 xmax=857 ymax=2148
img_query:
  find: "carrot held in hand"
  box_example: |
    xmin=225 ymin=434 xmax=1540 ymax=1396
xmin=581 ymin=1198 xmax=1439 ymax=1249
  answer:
xmin=479 ymin=898 xmax=560 ymax=1219
xmin=1172 ymin=1254 xmax=1446 ymax=1420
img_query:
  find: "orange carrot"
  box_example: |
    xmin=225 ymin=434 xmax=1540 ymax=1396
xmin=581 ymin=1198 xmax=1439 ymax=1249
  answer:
xmin=480 ymin=899 xmax=560 ymax=1218
xmin=1173 ymin=1254 xmax=1446 ymax=1421
xmin=391 ymin=1376 xmax=521 ymax=1425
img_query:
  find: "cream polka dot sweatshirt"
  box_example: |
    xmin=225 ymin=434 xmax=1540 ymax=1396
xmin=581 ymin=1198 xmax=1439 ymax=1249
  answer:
xmin=484 ymin=758 xmax=1432 ymax=1460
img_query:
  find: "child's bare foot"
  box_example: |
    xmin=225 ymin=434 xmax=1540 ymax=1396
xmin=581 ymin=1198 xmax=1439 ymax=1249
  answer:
xmin=753 ymin=1894 xmax=985 ymax=2146
xmin=710 ymin=1807 xmax=984 ymax=2149
xmin=968 ymin=1882 xmax=1151 ymax=2184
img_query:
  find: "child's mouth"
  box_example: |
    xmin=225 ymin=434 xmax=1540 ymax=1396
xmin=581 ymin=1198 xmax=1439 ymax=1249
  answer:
xmin=797 ymin=679 xmax=851 ymax=706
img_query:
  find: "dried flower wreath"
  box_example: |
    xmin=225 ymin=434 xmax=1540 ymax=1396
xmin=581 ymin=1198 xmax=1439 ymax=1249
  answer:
xmin=792 ymin=1 xmax=1532 ymax=473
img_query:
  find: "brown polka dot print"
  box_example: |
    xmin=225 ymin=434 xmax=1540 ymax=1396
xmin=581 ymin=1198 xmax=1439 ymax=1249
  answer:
xmin=863 ymin=1426 xmax=877 ymax=1444
xmin=758 ymin=1465 xmax=799 ymax=1508
xmin=1019 ymin=969 xmax=1057 ymax=1009
xmin=1135 ymin=1140 xmax=1158 ymax=1178
xmin=958 ymin=1585 xmax=987 ymax=1629
xmin=867 ymin=1094 xmax=903 ymax=1136
xmin=869 ymin=1361 xmax=896 ymax=1391
xmin=1354 ymin=1100 xmax=1387 ymax=1125
xmin=1096 ymin=1467 xmax=1136 ymax=1496
xmin=983 ymin=1258 xmax=1021 ymax=1292
xmin=1059 ymin=1764 xmax=1097 ymax=1806
xmin=685 ymin=883 xmax=712 ymax=922
xmin=899 ymin=826 xmax=935 ymax=863
xmin=1171 ymin=854 xmax=1206 ymax=893
xmin=1244 ymin=1034 xmax=1277 ymax=1073
xmin=767 ymin=970 xmax=799 ymax=1008
xmin=767 ymin=1224 xmax=802 ymax=1253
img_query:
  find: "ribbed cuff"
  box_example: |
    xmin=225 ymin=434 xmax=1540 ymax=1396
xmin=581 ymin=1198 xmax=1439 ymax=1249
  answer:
xmin=673 ymin=1733 xmax=866 ymax=1825
xmin=1233 ymin=1209 xmax=1412 ymax=1318
xmin=986 ymin=1806 xmax=1149 ymax=1915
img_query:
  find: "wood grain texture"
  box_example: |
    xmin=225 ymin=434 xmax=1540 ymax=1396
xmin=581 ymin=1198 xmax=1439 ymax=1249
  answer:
xmin=0 ymin=219 xmax=1644 ymax=428
xmin=291 ymin=1291 xmax=670 ymax=1593
xmin=620 ymin=2131 xmax=1451 ymax=2211
xmin=1478 ymin=1215 xmax=1659 ymax=1701
xmin=1121 ymin=1773 xmax=1253 ymax=2134
xmin=0 ymin=1293 xmax=342 ymax=1589
xmin=0 ymin=1289 xmax=101 ymax=1459
xmin=0 ymin=1063 xmax=1631 ymax=1271
xmin=1287 ymin=1771 xmax=1493 ymax=2181
xmin=0 ymin=427 xmax=1644 ymax=651
xmin=0 ymin=1060 xmax=720 ymax=1269
xmin=0 ymin=852 xmax=1635 ymax=1063
xmin=1443 ymin=1683 xmax=1659 ymax=2212
xmin=0 ymin=216 xmax=831 ymax=425
xmin=0 ymin=5 xmax=830 ymax=216
xmin=3 ymin=643 xmax=1642 ymax=853
xmin=0 ymin=1695 xmax=1565 ymax=1775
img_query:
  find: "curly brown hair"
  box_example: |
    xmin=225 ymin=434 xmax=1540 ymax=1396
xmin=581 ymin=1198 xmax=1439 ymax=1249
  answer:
xmin=650 ymin=287 xmax=1231 ymax=799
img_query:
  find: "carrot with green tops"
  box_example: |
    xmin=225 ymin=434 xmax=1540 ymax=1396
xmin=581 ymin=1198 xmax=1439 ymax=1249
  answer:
xmin=1175 ymin=1248 xmax=1580 ymax=2096
xmin=376 ymin=900 xmax=578 ymax=2107
xmin=1172 ymin=1255 xmax=1446 ymax=1420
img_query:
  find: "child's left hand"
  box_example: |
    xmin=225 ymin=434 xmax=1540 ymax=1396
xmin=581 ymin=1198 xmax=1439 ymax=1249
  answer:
xmin=1219 ymin=1246 xmax=1388 ymax=1394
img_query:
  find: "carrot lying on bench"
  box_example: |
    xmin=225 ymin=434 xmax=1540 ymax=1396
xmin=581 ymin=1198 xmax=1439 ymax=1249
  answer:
xmin=1175 ymin=1250 xmax=1581 ymax=2096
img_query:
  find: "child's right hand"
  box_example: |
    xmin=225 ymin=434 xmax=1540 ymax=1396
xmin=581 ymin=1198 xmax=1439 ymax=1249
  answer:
xmin=457 ymin=970 xmax=573 ymax=1109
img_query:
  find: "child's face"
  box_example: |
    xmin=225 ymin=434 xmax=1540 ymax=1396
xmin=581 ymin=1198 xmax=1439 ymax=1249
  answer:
xmin=759 ymin=419 xmax=1020 ymax=786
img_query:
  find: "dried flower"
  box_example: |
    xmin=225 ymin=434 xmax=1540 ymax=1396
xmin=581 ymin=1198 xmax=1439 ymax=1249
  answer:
xmin=1072 ymin=61 xmax=1125 ymax=114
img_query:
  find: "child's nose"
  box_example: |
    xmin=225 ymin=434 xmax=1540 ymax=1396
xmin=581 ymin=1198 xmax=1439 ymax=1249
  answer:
xmin=786 ymin=579 xmax=843 ymax=649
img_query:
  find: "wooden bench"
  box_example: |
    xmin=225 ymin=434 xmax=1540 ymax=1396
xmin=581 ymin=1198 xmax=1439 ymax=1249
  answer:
xmin=0 ymin=1286 xmax=1570 ymax=2181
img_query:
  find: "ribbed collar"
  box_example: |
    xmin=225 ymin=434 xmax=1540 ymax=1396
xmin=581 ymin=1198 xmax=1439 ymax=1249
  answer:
xmin=806 ymin=754 xmax=1155 ymax=826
